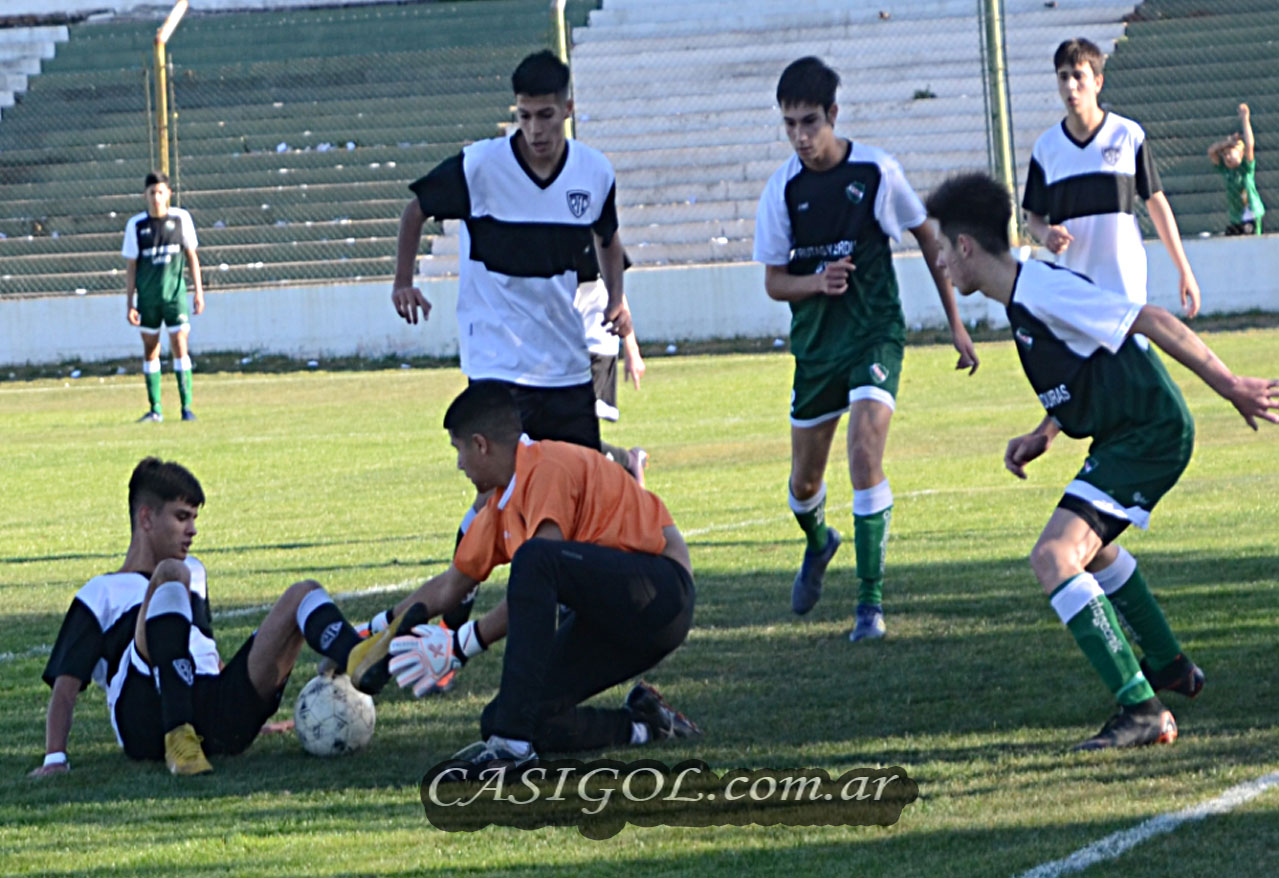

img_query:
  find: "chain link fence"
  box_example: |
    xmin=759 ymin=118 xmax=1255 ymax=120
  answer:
xmin=0 ymin=0 xmax=1271 ymax=296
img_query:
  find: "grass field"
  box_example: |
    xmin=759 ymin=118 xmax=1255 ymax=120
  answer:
xmin=2 ymin=332 xmax=1277 ymax=877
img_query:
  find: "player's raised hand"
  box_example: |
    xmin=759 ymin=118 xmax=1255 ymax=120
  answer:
xmin=1044 ymin=225 xmax=1074 ymax=254
xmin=1004 ymin=431 xmax=1052 ymax=479
xmin=818 ymin=257 xmax=853 ymax=296
xmin=1223 ymin=376 xmax=1279 ymax=430
xmin=392 ymin=285 xmax=432 ymax=324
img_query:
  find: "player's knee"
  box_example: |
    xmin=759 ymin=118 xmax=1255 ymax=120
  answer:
xmin=1029 ymin=540 xmax=1075 ymax=592
xmin=789 ymin=474 xmax=822 ymax=500
xmin=151 ymin=558 xmax=190 ymax=588
xmin=286 ymin=579 xmax=324 ymax=601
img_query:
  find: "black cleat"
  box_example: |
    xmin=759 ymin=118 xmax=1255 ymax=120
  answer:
xmin=432 ymin=737 xmax=538 ymax=783
xmin=625 ymin=681 xmax=701 ymax=741
xmin=1073 ymin=699 xmax=1177 ymax=751
xmin=1140 ymin=654 xmax=1204 ymax=699
xmin=346 ymin=602 xmax=429 ymax=695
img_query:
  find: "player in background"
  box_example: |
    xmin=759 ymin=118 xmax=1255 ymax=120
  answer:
xmin=1023 ymin=38 xmax=1201 ymax=317
xmin=371 ymin=383 xmax=698 ymax=778
xmin=753 ymin=57 xmax=978 ymax=641
xmin=925 ymin=172 xmax=1277 ymax=749
xmin=29 ymin=457 xmax=419 ymax=778
xmin=1207 ymin=102 xmax=1266 ymax=236
xmin=390 ymin=50 xmax=633 ymax=638
xmin=123 ymin=172 xmax=204 ymax=423
xmin=575 ymin=245 xmax=648 ymax=485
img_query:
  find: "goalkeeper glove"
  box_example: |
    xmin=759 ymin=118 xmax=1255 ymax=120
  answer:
xmin=388 ymin=620 xmax=486 ymax=698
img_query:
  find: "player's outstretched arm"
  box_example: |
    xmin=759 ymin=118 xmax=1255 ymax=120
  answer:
xmin=1239 ymin=103 xmax=1256 ymax=162
xmin=1133 ymin=306 xmax=1279 ymax=430
xmin=1145 ymin=193 xmax=1201 ymax=318
xmin=391 ymin=565 xmax=479 ymax=622
xmin=912 ymin=221 xmax=978 ymax=373
xmin=1004 ymin=415 xmax=1060 ymax=479
xmin=29 ymin=675 xmax=79 ymax=778
xmin=391 ymin=199 xmax=432 ymax=324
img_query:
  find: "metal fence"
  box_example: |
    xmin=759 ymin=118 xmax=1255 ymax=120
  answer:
xmin=0 ymin=0 xmax=1272 ymax=297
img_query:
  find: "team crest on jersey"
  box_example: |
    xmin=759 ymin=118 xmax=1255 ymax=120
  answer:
xmin=1015 ymin=328 xmax=1034 ymax=348
xmin=566 ymin=190 xmax=591 ymax=218
xmin=846 ymin=182 xmax=866 ymax=203
xmin=1102 ymin=146 xmax=1121 ymax=166
xmin=870 ymin=363 xmax=888 ymax=384
xmin=140 ymin=227 xmax=153 ymax=237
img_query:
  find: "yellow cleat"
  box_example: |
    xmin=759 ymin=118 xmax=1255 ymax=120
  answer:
xmin=346 ymin=602 xmax=429 ymax=695
xmin=164 ymin=723 xmax=213 ymax=776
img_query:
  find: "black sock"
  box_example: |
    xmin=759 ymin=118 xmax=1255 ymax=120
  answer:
xmin=146 ymin=613 xmax=197 ymax=733
xmin=301 ymin=601 xmax=362 ymax=666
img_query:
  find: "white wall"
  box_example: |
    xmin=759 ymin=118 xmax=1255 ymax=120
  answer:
xmin=1 ymin=235 xmax=1275 ymax=366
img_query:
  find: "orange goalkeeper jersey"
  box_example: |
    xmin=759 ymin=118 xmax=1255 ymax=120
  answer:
xmin=453 ymin=437 xmax=675 ymax=583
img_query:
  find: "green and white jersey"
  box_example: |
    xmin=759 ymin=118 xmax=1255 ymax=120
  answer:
xmin=122 ymin=208 xmax=198 ymax=303
xmin=1214 ymin=157 xmax=1266 ymax=225
xmin=754 ymin=142 xmax=924 ymax=364
xmin=1008 ymin=258 xmax=1190 ymax=443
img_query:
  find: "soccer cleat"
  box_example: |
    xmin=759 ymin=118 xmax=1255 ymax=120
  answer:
xmin=164 ymin=723 xmax=213 ymax=776
xmin=849 ymin=602 xmax=886 ymax=642
xmin=625 ymin=681 xmax=701 ymax=741
xmin=181 ymin=409 xmax=197 ymax=421
xmin=791 ymin=527 xmax=841 ymax=615
xmin=137 ymin=411 xmax=163 ymax=423
xmin=627 ymin=447 xmax=649 ymax=489
xmin=1140 ymin=654 xmax=1204 ymax=699
xmin=1073 ymin=700 xmax=1178 ymax=751
xmin=437 ymin=736 xmax=538 ymax=782
xmin=346 ymin=602 xmax=429 ymax=695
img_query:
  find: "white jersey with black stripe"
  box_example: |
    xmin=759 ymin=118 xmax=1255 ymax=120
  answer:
xmin=411 ymin=131 xmax=619 ymax=388
xmin=1022 ymin=112 xmax=1161 ymax=305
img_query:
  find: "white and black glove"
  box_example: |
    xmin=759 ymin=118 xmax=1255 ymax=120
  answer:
xmin=388 ymin=620 xmax=486 ymax=698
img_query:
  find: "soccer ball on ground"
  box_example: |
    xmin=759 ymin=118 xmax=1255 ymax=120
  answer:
xmin=293 ymin=672 xmax=376 ymax=757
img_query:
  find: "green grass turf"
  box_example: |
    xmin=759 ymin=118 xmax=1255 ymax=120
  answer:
xmin=1 ymin=332 xmax=1277 ymax=877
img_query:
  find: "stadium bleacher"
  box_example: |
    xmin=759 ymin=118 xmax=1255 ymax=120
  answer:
xmin=0 ymin=0 xmax=576 ymax=296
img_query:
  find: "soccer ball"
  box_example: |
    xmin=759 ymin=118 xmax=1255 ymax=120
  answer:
xmin=293 ymin=672 xmax=376 ymax=757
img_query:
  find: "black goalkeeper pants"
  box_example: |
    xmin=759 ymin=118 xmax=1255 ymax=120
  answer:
xmin=481 ymin=538 xmax=695 ymax=753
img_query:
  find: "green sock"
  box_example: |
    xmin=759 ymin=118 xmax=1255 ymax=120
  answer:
xmin=1052 ymin=575 xmax=1155 ymax=706
xmin=144 ymin=364 xmax=162 ymax=413
xmin=790 ymin=485 xmax=828 ymax=553
xmin=176 ymin=369 xmax=192 ymax=409
xmin=854 ymin=507 xmax=890 ymax=606
xmin=1109 ymin=565 xmax=1182 ymax=671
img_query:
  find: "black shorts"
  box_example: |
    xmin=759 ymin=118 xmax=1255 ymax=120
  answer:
xmin=112 ymin=634 xmax=284 ymax=761
xmin=470 ymin=379 xmax=600 ymax=450
xmin=1058 ymin=494 xmax=1131 ymax=546
xmin=590 ymin=353 xmax=618 ymax=412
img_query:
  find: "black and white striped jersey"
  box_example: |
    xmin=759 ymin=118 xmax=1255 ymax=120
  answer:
xmin=411 ymin=130 xmax=619 ymax=388
xmin=1022 ymin=112 xmax=1161 ymax=305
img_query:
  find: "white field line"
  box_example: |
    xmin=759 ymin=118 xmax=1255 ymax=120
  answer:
xmin=1018 ymin=770 xmax=1279 ymax=878
xmin=0 ymin=580 xmax=418 ymax=667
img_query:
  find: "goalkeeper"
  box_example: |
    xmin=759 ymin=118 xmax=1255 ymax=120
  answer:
xmin=376 ymin=382 xmax=698 ymax=777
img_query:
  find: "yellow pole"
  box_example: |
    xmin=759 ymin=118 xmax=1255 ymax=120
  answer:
xmin=982 ymin=0 xmax=1020 ymax=245
xmin=153 ymin=0 xmax=188 ymax=175
xmin=550 ymin=0 xmax=573 ymax=139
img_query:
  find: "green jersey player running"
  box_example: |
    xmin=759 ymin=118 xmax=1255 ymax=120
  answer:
xmin=753 ymin=57 xmax=978 ymax=641
xmin=925 ymin=171 xmax=1277 ymax=750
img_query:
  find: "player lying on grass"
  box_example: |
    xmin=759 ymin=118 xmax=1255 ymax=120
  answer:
xmin=364 ymin=382 xmax=699 ymax=778
xmin=925 ymin=172 xmax=1278 ymax=751
xmin=30 ymin=457 xmax=419 ymax=778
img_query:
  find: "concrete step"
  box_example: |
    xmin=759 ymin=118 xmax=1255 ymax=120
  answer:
xmin=0 ymin=26 xmax=68 ymax=46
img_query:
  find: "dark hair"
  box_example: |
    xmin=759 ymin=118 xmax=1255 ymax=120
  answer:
xmin=1053 ymin=38 xmax=1105 ymax=77
xmin=143 ymin=171 xmax=170 ymax=189
xmin=128 ymin=457 xmax=204 ymax=528
xmin=512 ymin=50 xmax=570 ymax=100
xmin=443 ymin=382 xmax=523 ymax=445
xmin=776 ymin=56 xmax=840 ymax=113
xmin=924 ymin=173 xmax=1012 ymax=255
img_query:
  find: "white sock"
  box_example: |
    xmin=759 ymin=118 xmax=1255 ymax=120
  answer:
xmin=489 ymin=735 xmax=532 ymax=757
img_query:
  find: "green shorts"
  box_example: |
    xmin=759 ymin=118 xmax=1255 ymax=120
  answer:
xmin=1061 ymin=420 xmax=1195 ymax=537
xmin=137 ymin=293 xmax=190 ymax=334
xmin=790 ymin=339 xmax=903 ymax=427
